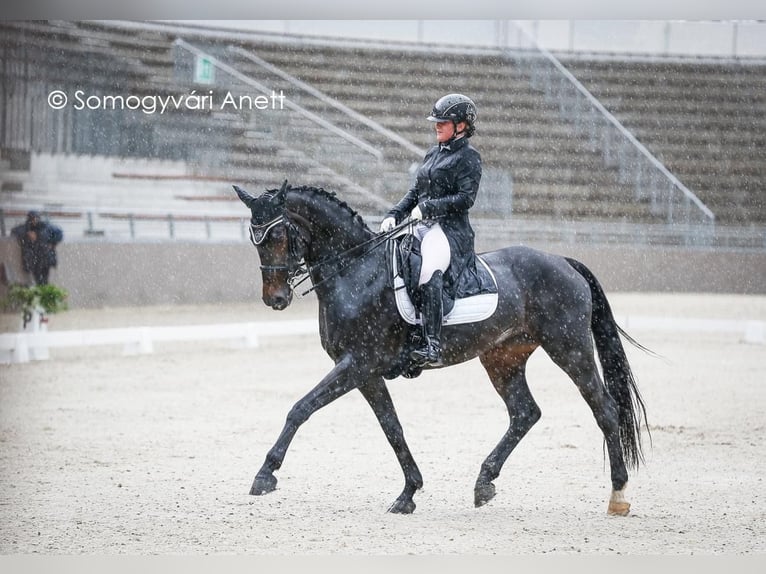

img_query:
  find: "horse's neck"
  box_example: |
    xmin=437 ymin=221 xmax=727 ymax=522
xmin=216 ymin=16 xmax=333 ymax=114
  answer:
xmin=287 ymin=190 xmax=372 ymax=264
xmin=312 ymin=237 xmax=389 ymax=308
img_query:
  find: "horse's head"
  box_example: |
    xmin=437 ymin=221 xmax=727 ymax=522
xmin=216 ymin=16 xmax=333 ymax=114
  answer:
xmin=234 ymin=181 xmax=308 ymax=310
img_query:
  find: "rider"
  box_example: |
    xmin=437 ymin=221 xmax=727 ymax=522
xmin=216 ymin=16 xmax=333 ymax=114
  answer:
xmin=380 ymin=93 xmax=482 ymax=366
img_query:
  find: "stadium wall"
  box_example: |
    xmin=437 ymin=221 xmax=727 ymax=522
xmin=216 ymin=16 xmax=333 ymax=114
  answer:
xmin=2 ymin=238 xmax=764 ymax=309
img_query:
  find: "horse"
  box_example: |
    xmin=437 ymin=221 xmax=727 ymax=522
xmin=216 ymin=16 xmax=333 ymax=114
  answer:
xmin=234 ymin=181 xmax=649 ymax=515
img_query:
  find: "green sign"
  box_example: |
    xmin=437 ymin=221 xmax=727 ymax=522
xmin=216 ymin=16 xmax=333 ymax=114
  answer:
xmin=194 ymin=56 xmax=215 ymax=85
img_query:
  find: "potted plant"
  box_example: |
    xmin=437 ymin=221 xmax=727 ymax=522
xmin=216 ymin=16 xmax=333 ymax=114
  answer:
xmin=2 ymin=283 xmax=68 ymax=329
xmin=2 ymin=284 xmax=68 ymax=361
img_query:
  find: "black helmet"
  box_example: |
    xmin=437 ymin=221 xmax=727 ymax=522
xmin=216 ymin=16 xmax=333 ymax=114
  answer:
xmin=427 ymin=93 xmax=477 ymax=137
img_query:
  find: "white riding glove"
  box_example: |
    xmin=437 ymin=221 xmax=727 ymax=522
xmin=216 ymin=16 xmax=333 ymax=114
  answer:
xmin=411 ymin=206 xmax=423 ymax=221
xmin=380 ymin=217 xmax=396 ymax=232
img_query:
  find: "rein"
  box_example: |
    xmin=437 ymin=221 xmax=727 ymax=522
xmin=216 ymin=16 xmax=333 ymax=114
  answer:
xmin=247 ymin=187 xmax=433 ymax=297
xmin=296 ymin=218 xmax=417 ymax=296
xmin=251 ymin=215 xmax=419 ymax=297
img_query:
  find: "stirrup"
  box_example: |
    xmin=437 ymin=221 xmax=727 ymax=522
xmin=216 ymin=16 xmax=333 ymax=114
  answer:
xmin=410 ymin=338 xmax=442 ymax=366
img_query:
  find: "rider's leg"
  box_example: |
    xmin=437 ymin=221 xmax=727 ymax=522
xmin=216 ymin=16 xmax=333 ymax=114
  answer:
xmin=411 ymin=224 xmax=450 ymax=366
xmin=416 ymin=223 xmax=450 ymax=286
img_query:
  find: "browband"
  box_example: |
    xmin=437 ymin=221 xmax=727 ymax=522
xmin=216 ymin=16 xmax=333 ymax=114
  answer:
xmin=249 ymin=216 xmax=284 ymax=245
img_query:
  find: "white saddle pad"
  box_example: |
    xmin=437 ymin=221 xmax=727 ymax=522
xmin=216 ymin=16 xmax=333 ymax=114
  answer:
xmin=392 ymin=246 xmax=499 ymax=326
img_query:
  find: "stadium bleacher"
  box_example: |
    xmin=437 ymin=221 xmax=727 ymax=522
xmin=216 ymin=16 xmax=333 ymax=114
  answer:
xmin=561 ymin=56 xmax=766 ymax=224
xmin=1 ymin=20 xmax=764 ymax=238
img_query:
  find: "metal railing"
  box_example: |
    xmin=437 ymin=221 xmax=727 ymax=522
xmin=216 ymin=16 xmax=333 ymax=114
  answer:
xmin=2 ymin=207 xmax=764 ymax=251
xmin=173 ymin=39 xmax=382 ymax=161
xmin=172 ymin=39 xmax=412 ymax=207
xmin=227 ymin=45 xmax=426 ymax=158
xmin=509 ymin=23 xmax=717 ymax=245
xmin=221 ymin=44 xmax=515 ymax=218
xmin=0 ymin=206 xmax=250 ymax=243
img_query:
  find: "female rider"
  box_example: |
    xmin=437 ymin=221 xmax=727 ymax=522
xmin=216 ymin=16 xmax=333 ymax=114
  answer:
xmin=380 ymin=94 xmax=482 ymax=366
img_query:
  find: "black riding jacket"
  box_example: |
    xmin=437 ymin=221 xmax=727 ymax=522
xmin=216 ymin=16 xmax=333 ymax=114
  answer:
xmin=387 ymin=136 xmax=482 ymax=294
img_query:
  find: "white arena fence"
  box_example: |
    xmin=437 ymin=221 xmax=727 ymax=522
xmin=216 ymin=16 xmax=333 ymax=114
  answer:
xmin=0 ymin=319 xmax=317 ymax=364
xmin=1 ymin=316 xmax=763 ymax=365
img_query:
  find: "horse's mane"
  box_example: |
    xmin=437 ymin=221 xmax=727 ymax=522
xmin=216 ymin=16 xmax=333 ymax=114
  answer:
xmin=282 ymin=184 xmax=373 ymax=235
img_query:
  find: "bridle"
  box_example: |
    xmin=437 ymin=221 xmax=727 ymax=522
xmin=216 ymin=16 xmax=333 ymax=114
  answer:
xmin=249 ymin=215 xmax=309 ymax=290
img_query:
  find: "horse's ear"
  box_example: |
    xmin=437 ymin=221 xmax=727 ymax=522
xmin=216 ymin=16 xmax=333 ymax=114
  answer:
xmin=233 ymin=185 xmax=256 ymax=208
xmin=272 ymin=179 xmax=289 ymax=203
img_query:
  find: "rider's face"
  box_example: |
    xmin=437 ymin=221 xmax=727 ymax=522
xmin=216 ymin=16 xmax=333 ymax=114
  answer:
xmin=434 ymin=121 xmax=454 ymax=143
xmin=434 ymin=121 xmax=466 ymax=143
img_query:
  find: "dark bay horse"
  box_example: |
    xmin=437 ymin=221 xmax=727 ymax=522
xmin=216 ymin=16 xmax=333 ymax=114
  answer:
xmin=234 ymin=181 xmax=649 ymax=515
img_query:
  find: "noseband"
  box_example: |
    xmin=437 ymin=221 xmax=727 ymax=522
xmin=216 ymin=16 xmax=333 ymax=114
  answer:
xmin=249 ymin=215 xmax=309 ymax=289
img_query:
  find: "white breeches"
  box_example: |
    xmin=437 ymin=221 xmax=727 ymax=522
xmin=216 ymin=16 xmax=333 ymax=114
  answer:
xmin=412 ymin=222 xmax=451 ymax=285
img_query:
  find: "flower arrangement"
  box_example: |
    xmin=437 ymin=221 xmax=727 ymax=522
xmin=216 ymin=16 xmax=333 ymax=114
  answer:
xmin=2 ymin=284 xmax=68 ymax=328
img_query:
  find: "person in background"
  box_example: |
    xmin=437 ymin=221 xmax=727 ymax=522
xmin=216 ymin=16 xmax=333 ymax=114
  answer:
xmin=11 ymin=211 xmax=64 ymax=285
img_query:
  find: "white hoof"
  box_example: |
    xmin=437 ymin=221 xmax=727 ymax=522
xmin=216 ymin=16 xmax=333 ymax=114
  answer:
xmin=607 ymin=486 xmax=631 ymax=516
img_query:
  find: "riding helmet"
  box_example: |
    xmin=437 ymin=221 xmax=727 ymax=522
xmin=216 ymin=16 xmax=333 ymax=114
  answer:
xmin=427 ymin=93 xmax=477 ymax=136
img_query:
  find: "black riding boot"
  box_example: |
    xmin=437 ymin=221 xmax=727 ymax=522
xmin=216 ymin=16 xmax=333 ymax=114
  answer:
xmin=410 ymin=271 xmax=444 ymax=366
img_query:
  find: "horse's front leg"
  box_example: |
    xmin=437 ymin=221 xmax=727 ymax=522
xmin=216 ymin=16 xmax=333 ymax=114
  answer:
xmin=250 ymin=355 xmax=360 ymax=496
xmin=358 ymin=377 xmax=423 ymax=514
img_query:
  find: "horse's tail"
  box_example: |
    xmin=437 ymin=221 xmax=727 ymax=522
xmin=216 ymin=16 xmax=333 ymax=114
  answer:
xmin=565 ymin=257 xmax=650 ymax=470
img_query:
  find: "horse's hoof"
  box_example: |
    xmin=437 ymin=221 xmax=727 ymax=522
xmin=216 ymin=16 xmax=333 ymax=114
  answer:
xmin=474 ymin=482 xmax=496 ymax=507
xmin=388 ymin=498 xmax=416 ymax=514
xmin=607 ymin=487 xmax=630 ymax=516
xmin=250 ymin=473 xmax=277 ymax=496
xmin=607 ymin=500 xmax=631 ymax=516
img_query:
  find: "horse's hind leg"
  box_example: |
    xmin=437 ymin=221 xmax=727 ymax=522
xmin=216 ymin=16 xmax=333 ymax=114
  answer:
xmin=541 ymin=333 xmax=630 ymax=515
xmin=358 ymin=377 xmax=423 ymax=514
xmin=475 ymin=343 xmax=540 ymax=507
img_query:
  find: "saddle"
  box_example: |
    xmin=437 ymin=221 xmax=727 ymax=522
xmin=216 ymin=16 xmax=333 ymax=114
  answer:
xmin=388 ymin=234 xmax=498 ymax=326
